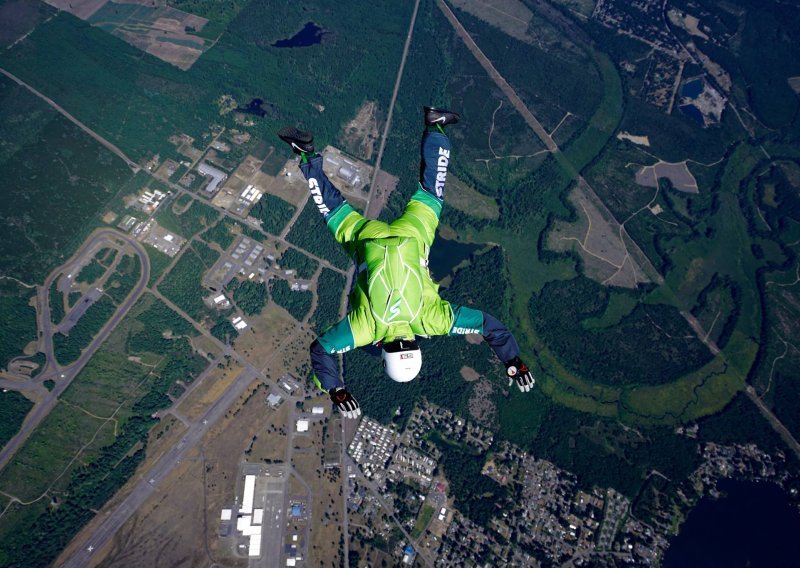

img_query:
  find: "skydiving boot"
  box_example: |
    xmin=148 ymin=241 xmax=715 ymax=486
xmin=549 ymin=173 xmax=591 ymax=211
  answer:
xmin=277 ymin=126 xmax=315 ymax=163
xmin=424 ymin=106 xmax=460 ymax=134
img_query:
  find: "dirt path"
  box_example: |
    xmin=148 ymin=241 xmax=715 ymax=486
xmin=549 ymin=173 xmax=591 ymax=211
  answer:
xmin=437 ymin=0 xmax=557 ymax=152
xmin=0 ymin=67 xmax=140 ymax=173
xmin=746 ymin=387 xmax=800 ymax=461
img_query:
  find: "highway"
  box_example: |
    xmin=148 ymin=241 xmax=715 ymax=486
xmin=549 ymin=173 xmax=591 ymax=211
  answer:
xmin=63 ymin=366 xmax=260 ymax=568
xmin=0 ymin=229 xmax=150 ymax=472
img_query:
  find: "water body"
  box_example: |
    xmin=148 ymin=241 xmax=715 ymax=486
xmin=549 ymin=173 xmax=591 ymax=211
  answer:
xmin=682 ymin=79 xmax=704 ymax=99
xmin=236 ymin=98 xmax=266 ymax=117
xmin=663 ymin=479 xmax=800 ymax=568
xmin=272 ymin=22 xmax=329 ymax=48
xmin=428 ymin=237 xmax=480 ymax=281
xmin=680 ymin=103 xmax=705 ymax=125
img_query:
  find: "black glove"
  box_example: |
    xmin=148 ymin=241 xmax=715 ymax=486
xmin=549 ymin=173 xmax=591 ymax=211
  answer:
xmin=329 ymin=387 xmax=361 ymax=419
xmin=505 ymin=356 xmax=535 ymax=393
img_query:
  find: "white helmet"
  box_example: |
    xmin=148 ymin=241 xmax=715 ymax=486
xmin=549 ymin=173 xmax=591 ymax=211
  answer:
xmin=382 ymin=339 xmax=422 ymax=383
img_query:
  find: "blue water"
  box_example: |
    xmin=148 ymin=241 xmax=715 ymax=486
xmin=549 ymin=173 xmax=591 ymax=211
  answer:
xmin=680 ymin=104 xmax=705 ymax=125
xmin=428 ymin=237 xmax=480 ymax=281
xmin=272 ymin=22 xmax=329 ymax=48
xmin=682 ymin=79 xmax=704 ymax=99
xmin=663 ymin=479 xmax=800 ymax=568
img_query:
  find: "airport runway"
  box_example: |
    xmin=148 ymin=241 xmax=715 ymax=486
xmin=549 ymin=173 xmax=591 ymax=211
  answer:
xmin=250 ymin=466 xmax=287 ymax=568
xmin=62 ymin=367 xmax=259 ymax=568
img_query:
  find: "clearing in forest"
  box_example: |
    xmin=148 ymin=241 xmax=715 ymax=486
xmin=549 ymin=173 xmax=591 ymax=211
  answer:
xmin=635 ymin=160 xmax=699 ymax=193
xmin=547 ymin=183 xmax=656 ymax=288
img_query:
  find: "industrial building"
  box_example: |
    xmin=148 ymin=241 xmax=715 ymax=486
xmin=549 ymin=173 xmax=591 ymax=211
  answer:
xmin=198 ymin=161 xmax=227 ymax=195
xmin=231 ymin=316 xmax=248 ymax=331
xmin=230 ymin=474 xmax=263 ymax=557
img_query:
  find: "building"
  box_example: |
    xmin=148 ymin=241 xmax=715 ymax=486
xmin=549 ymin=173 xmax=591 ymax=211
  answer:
xmin=296 ymin=419 xmax=309 ymax=433
xmin=232 ymin=316 xmax=248 ymax=331
xmin=279 ymin=374 xmax=301 ymax=395
xmin=311 ymin=406 xmax=324 ymax=415
xmin=266 ymin=393 xmax=283 ymax=408
xmin=213 ymin=294 xmax=228 ymax=306
xmin=240 ymin=184 xmax=263 ymax=204
xmin=198 ymin=162 xmax=227 ymax=195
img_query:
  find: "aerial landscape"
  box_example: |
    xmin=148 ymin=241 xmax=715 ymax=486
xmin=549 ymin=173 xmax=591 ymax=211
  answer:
xmin=0 ymin=0 xmax=799 ymax=566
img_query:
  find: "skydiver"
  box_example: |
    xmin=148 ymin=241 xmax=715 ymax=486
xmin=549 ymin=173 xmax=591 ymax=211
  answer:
xmin=277 ymin=107 xmax=534 ymax=419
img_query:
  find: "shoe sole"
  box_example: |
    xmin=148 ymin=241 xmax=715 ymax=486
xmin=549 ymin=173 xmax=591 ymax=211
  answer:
xmin=277 ymin=126 xmax=313 ymax=144
xmin=423 ymin=106 xmax=459 ymax=126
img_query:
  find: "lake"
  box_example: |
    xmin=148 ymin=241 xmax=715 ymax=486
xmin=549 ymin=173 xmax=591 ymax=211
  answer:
xmin=428 ymin=237 xmax=480 ymax=282
xmin=272 ymin=22 xmax=329 ymax=48
xmin=663 ymin=479 xmax=800 ymax=568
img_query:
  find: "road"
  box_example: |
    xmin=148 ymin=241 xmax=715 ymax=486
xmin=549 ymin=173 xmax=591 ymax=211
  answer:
xmin=0 ymin=229 xmax=150 ymax=472
xmin=365 ymin=0 xmax=423 ymax=216
xmin=63 ymin=366 xmax=260 ymax=568
xmin=0 ymin=67 xmax=140 ymax=173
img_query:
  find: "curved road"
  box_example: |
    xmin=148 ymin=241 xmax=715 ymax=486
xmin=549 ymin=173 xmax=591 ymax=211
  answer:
xmin=0 ymin=229 xmax=150 ymax=472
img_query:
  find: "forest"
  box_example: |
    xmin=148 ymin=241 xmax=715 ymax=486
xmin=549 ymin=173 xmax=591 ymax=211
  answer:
xmin=52 ymin=296 xmax=117 ymax=365
xmin=530 ymin=276 xmax=713 ymax=386
xmin=286 ymin=200 xmax=352 ymax=270
xmin=104 ymin=254 xmax=142 ymax=305
xmin=251 ymin=193 xmax=296 ymax=236
xmin=0 ymin=283 xmax=37 ymax=370
xmin=271 ymin=279 xmax=312 ymax=322
xmin=311 ymin=269 xmax=346 ymax=334
xmin=279 ymin=247 xmax=319 ymax=279
xmin=157 ymin=242 xmax=219 ymax=323
xmin=232 ymin=280 xmax=269 ymax=316
xmin=0 ymin=390 xmax=33 ymax=448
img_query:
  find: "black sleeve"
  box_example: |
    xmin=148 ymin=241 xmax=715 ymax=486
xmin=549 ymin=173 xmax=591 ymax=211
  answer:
xmin=310 ymin=339 xmax=344 ymax=391
xmin=482 ymin=312 xmax=520 ymax=364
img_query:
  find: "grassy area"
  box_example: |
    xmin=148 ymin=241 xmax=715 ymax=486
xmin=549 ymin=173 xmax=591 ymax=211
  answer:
xmin=411 ymin=504 xmax=435 ymax=539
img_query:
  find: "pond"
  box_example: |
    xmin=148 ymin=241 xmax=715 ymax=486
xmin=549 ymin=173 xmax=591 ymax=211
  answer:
xmin=272 ymin=22 xmax=329 ymax=48
xmin=663 ymin=479 xmax=800 ymax=568
xmin=680 ymin=103 xmax=705 ymax=125
xmin=428 ymin=237 xmax=481 ymax=282
xmin=681 ymin=79 xmax=704 ymax=99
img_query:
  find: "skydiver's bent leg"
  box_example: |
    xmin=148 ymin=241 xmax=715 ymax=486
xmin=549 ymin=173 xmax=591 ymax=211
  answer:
xmin=299 ymin=155 xmax=345 ymax=221
xmin=419 ymin=130 xmax=452 ymax=201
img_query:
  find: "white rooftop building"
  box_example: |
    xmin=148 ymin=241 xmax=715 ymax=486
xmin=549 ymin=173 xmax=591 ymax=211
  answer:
xmin=240 ymin=475 xmax=255 ymax=514
xmin=296 ymin=419 xmax=309 ymax=433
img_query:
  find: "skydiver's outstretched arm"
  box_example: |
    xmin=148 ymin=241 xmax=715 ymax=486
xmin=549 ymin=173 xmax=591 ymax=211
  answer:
xmin=310 ymin=314 xmax=375 ymax=418
xmin=446 ymin=304 xmax=535 ymax=392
